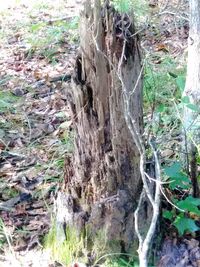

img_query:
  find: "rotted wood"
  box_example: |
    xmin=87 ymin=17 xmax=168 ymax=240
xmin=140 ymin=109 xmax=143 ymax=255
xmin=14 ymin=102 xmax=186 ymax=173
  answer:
xmin=61 ymin=0 xmax=144 ymax=253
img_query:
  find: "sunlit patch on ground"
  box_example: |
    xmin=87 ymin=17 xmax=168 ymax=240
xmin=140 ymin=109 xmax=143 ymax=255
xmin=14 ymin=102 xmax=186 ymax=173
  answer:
xmin=0 ymin=249 xmax=53 ymax=267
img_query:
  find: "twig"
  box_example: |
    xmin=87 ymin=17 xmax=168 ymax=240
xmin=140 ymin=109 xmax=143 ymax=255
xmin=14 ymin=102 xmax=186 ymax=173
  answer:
xmin=160 ymin=186 xmax=184 ymax=212
xmin=23 ymin=110 xmax=32 ymax=142
xmin=159 ymin=0 xmax=170 ymax=13
xmin=144 ymin=172 xmax=169 ymax=184
xmin=134 ymin=189 xmax=145 ymax=250
xmin=157 ymin=10 xmax=189 ymax=21
xmin=45 ymin=16 xmax=74 ymax=24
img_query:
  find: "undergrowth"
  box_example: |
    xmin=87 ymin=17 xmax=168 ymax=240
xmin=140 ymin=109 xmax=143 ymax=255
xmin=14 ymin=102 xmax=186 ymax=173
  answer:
xmin=26 ymin=17 xmax=79 ymax=62
xmin=44 ymin=222 xmax=86 ymax=265
xmin=112 ymin=0 xmax=149 ymax=21
xmin=44 ymin=221 xmax=140 ymax=267
xmin=143 ymin=56 xmax=186 ymax=138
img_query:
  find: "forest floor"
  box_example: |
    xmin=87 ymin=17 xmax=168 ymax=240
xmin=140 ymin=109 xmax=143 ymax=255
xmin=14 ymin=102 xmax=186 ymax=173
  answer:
xmin=0 ymin=0 xmax=81 ymax=266
xmin=1 ymin=1 xmax=199 ymax=267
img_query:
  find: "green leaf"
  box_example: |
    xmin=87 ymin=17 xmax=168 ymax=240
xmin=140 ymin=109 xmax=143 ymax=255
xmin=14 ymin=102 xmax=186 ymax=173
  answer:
xmin=181 ymin=96 xmax=190 ymax=104
xmin=156 ymin=104 xmax=165 ymax=112
xmin=113 ymin=0 xmax=131 ymax=13
xmin=168 ymin=72 xmax=177 ymax=78
xmin=184 ymin=196 xmax=200 ymax=206
xmin=163 ymin=210 xmax=173 ymax=220
xmin=164 ymin=162 xmax=181 ymax=177
xmin=177 ymin=196 xmax=200 ymax=216
xmin=0 ymin=92 xmax=18 ymax=112
xmin=173 ymin=216 xmax=199 ymax=235
xmin=176 ymin=76 xmax=185 ymax=92
xmin=170 ymin=175 xmax=190 ymax=190
xmin=0 ymin=99 xmax=11 ymax=109
xmin=55 ymin=112 xmax=66 ymax=118
xmin=164 ymin=162 xmax=190 ymax=190
xmin=186 ymin=103 xmax=199 ymax=112
xmin=31 ymin=23 xmax=45 ymax=32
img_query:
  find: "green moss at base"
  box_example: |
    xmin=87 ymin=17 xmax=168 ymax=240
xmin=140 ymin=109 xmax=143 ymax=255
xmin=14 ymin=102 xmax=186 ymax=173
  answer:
xmin=44 ymin=222 xmax=86 ymax=265
xmin=44 ymin=221 xmax=141 ymax=266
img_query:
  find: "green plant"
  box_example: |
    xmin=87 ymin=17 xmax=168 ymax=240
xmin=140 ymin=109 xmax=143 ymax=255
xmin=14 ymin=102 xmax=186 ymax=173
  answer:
xmin=144 ymin=58 xmax=181 ymax=109
xmin=25 ymin=17 xmax=79 ymax=62
xmin=0 ymin=91 xmax=20 ymax=113
xmin=45 ymin=222 xmax=140 ymax=266
xmin=98 ymin=254 xmax=156 ymax=267
xmin=0 ymin=218 xmax=14 ymax=254
xmin=111 ymin=0 xmax=148 ymax=20
xmin=145 ymin=55 xmax=199 ymax=237
xmin=143 ymin=57 xmax=188 ymax=156
xmin=112 ymin=0 xmax=132 ymax=13
xmin=99 ymin=254 xmax=139 ymax=267
xmin=59 ymin=129 xmax=74 ymax=153
xmin=163 ymin=162 xmax=200 ymax=235
xmin=44 ymin=221 xmax=86 ymax=265
xmin=164 ymin=162 xmax=190 ymax=190
xmin=1 ymin=187 xmax=19 ymax=199
xmin=163 ymin=196 xmax=200 ymax=235
xmin=0 ymin=76 xmax=12 ymax=86
xmin=0 ymin=219 xmax=7 ymax=251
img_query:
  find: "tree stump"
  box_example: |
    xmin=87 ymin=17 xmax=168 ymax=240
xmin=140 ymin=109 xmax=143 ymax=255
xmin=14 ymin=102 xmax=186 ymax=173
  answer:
xmin=60 ymin=0 xmax=144 ymax=255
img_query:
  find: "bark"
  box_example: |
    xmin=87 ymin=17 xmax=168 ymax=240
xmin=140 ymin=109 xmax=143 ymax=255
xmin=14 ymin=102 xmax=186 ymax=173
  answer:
xmin=59 ymin=0 xmax=145 ymax=256
xmin=183 ymin=0 xmax=200 ymax=197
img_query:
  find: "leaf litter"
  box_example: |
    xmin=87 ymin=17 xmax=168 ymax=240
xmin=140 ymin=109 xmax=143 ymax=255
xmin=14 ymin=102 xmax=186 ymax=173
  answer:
xmin=0 ymin=0 xmax=82 ymax=266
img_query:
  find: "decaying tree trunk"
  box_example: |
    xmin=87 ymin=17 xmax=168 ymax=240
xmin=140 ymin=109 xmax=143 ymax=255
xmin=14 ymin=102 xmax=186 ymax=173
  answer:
xmin=59 ymin=0 xmax=144 ymax=255
xmin=183 ymin=0 xmax=200 ymax=197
